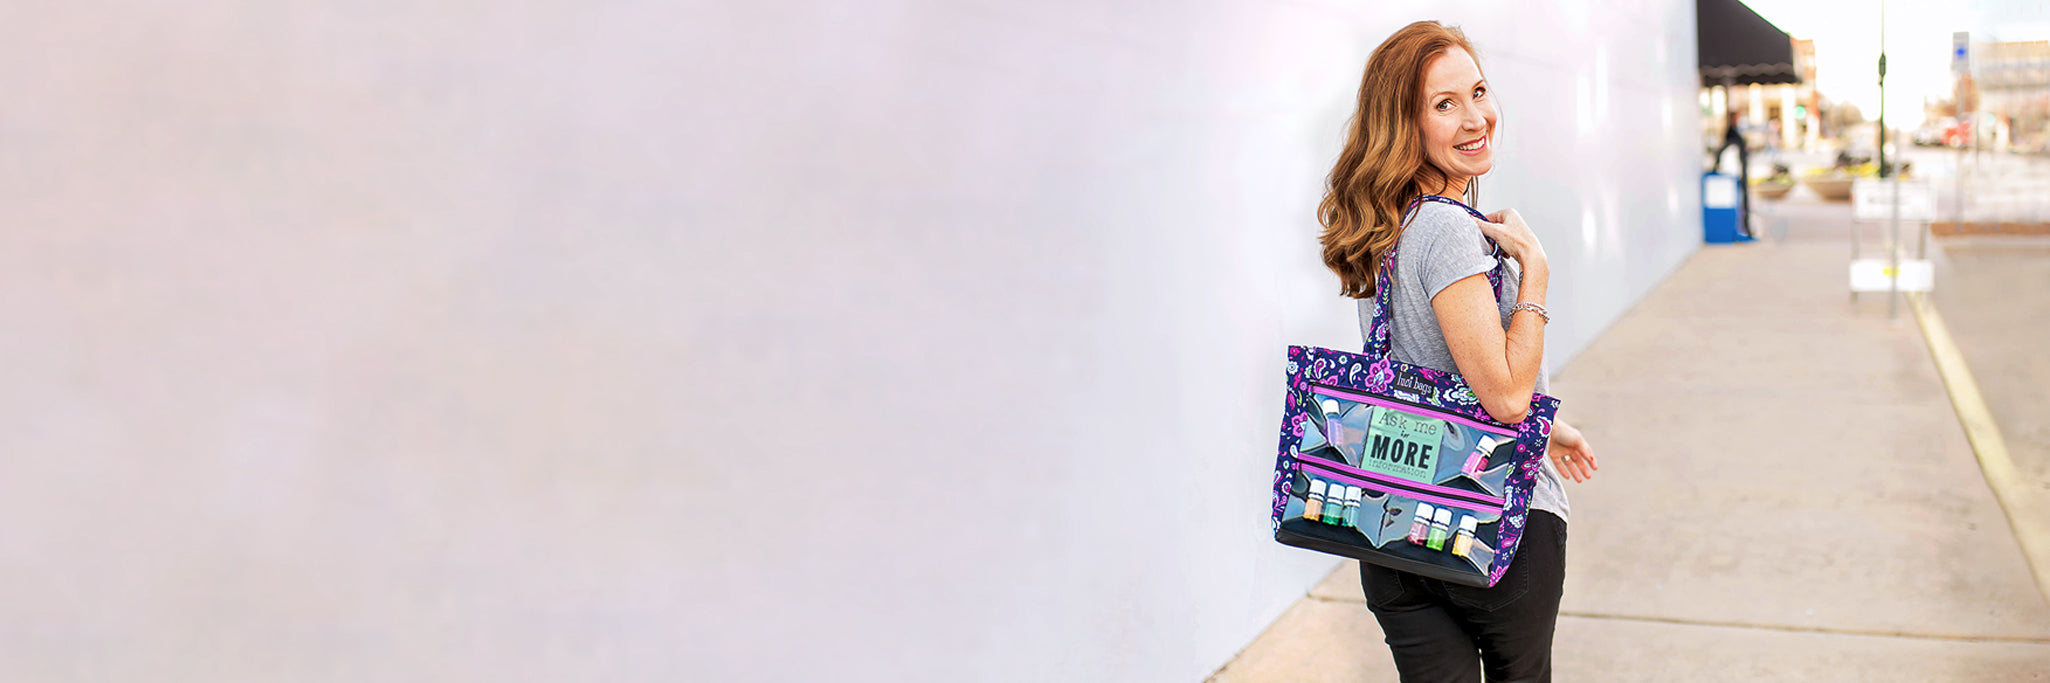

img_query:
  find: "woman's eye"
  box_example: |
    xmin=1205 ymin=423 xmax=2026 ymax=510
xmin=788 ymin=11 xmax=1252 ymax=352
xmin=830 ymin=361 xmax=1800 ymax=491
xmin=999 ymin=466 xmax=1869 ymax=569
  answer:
xmin=1436 ymin=99 xmax=1452 ymax=111
xmin=1474 ymin=87 xmax=1487 ymax=99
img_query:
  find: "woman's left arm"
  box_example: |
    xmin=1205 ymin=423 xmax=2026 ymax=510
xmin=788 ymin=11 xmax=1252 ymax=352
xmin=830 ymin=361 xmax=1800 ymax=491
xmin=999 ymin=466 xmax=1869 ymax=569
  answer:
xmin=1548 ymin=420 xmax=1598 ymax=482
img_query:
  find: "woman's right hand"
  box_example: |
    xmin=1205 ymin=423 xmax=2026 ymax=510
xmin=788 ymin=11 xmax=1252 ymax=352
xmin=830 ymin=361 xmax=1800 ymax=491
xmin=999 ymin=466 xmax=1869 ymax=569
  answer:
xmin=1478 ymin=209 xmax=1547 ymax=266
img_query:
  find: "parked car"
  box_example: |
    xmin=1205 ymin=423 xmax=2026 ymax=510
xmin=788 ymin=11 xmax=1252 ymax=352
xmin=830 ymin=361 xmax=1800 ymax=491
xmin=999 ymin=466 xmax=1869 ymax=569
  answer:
xmin=1912 ymin=120 xmax=1947 ymax=146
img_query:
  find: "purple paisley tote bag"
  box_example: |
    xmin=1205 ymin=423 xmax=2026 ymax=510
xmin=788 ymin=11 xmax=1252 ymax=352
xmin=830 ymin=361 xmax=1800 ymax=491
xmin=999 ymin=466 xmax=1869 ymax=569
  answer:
xmin=1270 ymin=195 xmax=1559 ymax=588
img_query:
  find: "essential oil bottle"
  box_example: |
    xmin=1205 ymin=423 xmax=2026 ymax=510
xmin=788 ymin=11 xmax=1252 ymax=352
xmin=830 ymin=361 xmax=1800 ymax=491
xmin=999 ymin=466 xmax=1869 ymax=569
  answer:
xmin=1305 ymin=479 xmax=1326 ymax=522
xmin=1343 ymin=486 xmax=1363 ymax=528
xmin=1463 ymin=436 xmax=1496 ymax=476
xmin=1320 ymin=399 xmax=1345 ymax=446
xmin=1321 ymin=484 xmax=1346 ymax=525
xmin=1451 ymin=515 xmax=1478 ymax=558
xmin=1408 ymin=503 xmax=1434 ymax=544
xmin=1426 ymin=507 xmax=1452 ymax=551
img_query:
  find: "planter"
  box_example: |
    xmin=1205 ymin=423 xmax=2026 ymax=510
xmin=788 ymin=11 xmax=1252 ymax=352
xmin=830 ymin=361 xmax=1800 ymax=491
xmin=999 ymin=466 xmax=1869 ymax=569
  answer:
xmin=1802 ymin=176 xmax=1855 ymax=201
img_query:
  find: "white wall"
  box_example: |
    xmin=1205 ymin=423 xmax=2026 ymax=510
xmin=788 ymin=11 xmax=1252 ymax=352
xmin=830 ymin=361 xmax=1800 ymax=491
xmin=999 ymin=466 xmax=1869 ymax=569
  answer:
xmin=0 ymin=1 xmax=1698 ymax=681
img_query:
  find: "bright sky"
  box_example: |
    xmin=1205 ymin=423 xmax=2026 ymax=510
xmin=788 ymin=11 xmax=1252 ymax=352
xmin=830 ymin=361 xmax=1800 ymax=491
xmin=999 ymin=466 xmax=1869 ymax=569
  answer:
xmin=1738 ymin=0 xmax=2050 ymax=127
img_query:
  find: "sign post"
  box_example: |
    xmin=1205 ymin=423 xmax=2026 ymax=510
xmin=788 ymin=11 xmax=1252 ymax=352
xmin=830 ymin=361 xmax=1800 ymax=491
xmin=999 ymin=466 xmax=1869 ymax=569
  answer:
xmin=1951 ymin=32 xmax=1969 ymax=260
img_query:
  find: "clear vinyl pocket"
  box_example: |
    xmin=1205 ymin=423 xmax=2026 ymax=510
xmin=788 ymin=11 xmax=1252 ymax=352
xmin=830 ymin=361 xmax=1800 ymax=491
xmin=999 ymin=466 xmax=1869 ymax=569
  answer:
xmin=1276 ymin=382 xmax=1522 ymax=582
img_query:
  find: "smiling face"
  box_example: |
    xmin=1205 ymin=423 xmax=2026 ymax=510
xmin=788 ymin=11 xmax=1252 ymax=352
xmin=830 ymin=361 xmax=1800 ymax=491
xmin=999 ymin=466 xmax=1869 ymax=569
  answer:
xmin=1418 ymin=47 xmax=1496 ymax=193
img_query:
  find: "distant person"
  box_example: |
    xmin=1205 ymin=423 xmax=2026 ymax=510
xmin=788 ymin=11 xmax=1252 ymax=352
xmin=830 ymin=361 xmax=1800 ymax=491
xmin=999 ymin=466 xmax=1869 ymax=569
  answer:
xmin=1714 ymin=111 xmax=1752 ymax=236
xmin=1316 ymin=20 xmax=1598 ymax=681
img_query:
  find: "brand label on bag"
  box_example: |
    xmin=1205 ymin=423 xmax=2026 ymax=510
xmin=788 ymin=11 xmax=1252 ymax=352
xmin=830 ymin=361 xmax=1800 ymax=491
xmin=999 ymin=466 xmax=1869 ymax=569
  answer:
xmin=1392 ymin=369 xmax=1435 ymax=398
xmin=1363 ymin=408 xmax=1442 ymax=483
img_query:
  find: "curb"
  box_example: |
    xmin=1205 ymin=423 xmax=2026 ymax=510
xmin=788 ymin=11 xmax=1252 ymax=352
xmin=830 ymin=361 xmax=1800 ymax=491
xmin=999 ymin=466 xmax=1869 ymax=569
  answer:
xmin=1931 ymin=222 xmax=2050 ymax=237
xmin=1908 ymin=292 xmax=2050 ymax=604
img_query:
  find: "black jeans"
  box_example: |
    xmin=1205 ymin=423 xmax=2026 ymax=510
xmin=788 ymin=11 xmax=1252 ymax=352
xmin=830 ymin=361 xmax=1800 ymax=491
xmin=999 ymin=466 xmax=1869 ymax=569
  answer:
xmin=1359 ymin=511 xmax=1567 ymax=683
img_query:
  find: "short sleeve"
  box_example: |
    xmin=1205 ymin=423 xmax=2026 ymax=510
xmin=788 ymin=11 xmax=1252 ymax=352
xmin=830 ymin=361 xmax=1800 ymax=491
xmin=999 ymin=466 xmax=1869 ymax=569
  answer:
xmin=1406 ymin=205 xmax=1499 ymax=300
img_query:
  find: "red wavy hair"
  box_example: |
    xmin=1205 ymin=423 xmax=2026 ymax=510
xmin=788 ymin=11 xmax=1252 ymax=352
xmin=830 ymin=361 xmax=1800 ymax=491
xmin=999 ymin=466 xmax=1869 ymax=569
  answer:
xmin=1319 ymin=21 xmax=1483 ymax=298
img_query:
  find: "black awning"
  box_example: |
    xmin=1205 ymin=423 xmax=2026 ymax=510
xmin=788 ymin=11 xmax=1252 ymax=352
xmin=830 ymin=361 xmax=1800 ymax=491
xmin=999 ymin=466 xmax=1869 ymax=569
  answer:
xmin=1698 ymin=0 xmax=1800 ymax=86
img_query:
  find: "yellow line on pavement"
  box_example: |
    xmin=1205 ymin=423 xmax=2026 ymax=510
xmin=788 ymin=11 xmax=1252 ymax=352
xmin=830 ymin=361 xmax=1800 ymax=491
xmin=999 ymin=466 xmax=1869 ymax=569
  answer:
xmin=1909 ymin=292 xmax=2050 ymax=603
xmin=1554 ymin=610 xmax=2050 ymax=644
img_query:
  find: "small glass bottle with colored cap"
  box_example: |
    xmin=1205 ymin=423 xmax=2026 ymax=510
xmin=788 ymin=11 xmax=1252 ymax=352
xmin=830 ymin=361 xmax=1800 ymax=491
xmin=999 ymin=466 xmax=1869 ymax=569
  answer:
xmin=1305 ymin=480 xmax=1327 ymax=521
xmin=1408 ymin=503 xmax=1434 ymax=544
xmin=1451 ymin=515 xmax=1478 ymax=557
xmin=1321 ymin=484 xmax=1346 ymax=525
xmin=1426 ymin=507 xmax=1453 ymax=551
xmin=1343 ymin=486 xmax=1363 ymax=528
xmin=1463 ymin=436 xmax=1496 ymax=476
xmin=1320 ymin=399 xmax=1345 ymax=447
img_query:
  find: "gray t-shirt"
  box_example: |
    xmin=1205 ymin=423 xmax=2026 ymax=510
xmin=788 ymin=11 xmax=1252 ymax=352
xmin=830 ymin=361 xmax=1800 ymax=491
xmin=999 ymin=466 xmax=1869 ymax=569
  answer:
xmin=1356 ymin=201 xmax=1569 ymax=523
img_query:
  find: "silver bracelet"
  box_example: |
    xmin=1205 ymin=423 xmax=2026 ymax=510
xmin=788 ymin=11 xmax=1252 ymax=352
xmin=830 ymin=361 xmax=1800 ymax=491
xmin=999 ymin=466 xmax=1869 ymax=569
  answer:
xmin=1510 ymin=302 xmax=1550 ymax=323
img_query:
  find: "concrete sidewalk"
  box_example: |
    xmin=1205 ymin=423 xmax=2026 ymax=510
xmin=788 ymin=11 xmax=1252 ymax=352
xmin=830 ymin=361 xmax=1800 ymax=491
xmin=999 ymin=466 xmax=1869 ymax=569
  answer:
xmin=1211 ymin=197 xmax=2050 ymax=681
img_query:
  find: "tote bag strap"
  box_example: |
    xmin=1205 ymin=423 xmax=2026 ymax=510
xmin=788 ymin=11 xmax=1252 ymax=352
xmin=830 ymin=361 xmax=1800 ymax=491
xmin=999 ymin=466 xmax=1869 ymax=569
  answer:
xmin=1363 ymin=195 xmax=1505 ymax=358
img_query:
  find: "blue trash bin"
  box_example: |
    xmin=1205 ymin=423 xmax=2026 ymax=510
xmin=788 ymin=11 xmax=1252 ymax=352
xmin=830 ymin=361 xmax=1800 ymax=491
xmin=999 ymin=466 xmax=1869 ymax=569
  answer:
xmin=1702 ymin=172 xmax=1752 ymax=243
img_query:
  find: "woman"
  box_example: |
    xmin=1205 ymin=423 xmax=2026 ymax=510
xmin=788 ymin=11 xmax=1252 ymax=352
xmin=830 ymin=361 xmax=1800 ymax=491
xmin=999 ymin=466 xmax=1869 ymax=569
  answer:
xmin=1317 ymin=21 xmax=1599 ymax=682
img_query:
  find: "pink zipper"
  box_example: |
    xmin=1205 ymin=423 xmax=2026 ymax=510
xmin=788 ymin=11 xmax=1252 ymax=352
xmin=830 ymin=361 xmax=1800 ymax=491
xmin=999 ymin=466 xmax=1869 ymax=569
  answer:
xmin=1309 ymin=384 xmax=1518 ymax=437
